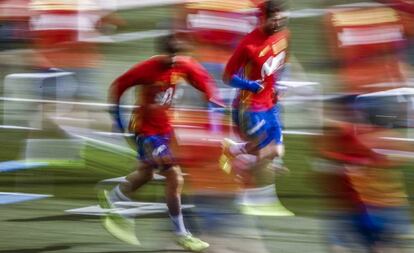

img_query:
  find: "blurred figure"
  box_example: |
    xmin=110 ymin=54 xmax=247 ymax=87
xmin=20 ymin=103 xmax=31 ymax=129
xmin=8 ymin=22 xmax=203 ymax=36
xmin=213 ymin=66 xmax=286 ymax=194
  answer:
xmin=0 ymin=0 xmax=30 ymax=51
xmin=176 ymin=0 xmax=258 ymax=82
xmin=322 ymin=4 xmax=413 ymax=251
xmin=99 ymin=34 xmax=223 ymax=252
xmin=377 ymin=0 xmax=414 ymax=88
xmin=325 ymin=3 xmax=408 ymax=95
xmin=317 ymin=98 xmax=412 ymax=253
xmin=0 ymin=0 xmax=31 ymax=87
xmin=29 ymin=0 xmax=119 ymax=102
xmin=220 ymin=0 xmax=293 ymax=216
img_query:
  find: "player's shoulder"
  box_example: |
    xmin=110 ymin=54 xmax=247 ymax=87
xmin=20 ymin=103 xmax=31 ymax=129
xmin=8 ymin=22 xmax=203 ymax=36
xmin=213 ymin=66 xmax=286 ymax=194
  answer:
xmin=174 ymin=55 xmax=200 ymax=67
xmin=277 ymin=28 xmax=290 ymax=40
xmin=146 ymin=55 xmax=164 ymax=63
xmin=241 ymin=28 xmax=262 ymax=43
xmin=267 ymin=28 xmax=290 ymax=47
xmin=280 ymin=28 xmax=291 ymax=38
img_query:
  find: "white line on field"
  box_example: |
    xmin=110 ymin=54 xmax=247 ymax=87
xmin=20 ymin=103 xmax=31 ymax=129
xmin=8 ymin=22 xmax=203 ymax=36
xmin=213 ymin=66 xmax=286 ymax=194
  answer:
xmin=0 ymin=125 xmax=40 ymax=130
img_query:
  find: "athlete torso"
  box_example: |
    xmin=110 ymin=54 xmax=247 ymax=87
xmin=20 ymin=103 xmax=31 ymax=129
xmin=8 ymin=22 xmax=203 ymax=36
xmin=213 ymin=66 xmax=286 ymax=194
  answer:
xmin=225 ymin=27 xmax=289 ymax=111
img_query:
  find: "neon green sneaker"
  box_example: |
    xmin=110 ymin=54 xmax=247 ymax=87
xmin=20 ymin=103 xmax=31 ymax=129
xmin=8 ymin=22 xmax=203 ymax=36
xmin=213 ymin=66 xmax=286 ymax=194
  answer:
xmin=240 ymin=201 xmax=295 ymax=217
xmin=219 ymin=154 xmax=232 ymax=174
xmin=98 ymin=190 xmax=140 ymax=246
xmin=176 ymin=234 xmax=210 ymax=252
xmin=98 ymin=189 xmax=114 ymax=210
xmin=219 ymin=138 xmax=239 ymax=174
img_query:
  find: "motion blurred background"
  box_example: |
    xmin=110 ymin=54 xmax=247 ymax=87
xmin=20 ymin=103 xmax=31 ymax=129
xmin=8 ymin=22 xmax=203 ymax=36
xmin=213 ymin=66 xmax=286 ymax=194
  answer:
xmin=1 ymin=0 xmax=414 ymax=252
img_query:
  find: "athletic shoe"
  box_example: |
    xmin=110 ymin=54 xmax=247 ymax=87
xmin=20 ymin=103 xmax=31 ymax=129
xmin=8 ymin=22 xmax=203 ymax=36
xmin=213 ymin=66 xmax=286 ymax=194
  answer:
xmin=176 ymin=234 xmax=210 ymax=252
xmin=98 ymin=190 xmax=140 ymax=245
xmin=219 ymin=138 xmax=240 ymax=174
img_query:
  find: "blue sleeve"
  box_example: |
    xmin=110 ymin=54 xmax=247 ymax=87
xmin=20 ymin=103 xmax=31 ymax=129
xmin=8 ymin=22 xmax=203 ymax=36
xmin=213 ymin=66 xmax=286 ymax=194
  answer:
xmin=109 ymin=105 xmax=124 ymax=132
xmin=229 ymin=75 xmax=263 ymax=93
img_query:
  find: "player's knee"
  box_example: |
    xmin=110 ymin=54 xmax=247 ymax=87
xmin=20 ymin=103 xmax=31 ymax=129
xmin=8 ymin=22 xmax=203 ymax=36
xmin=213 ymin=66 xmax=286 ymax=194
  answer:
xmin=258 ymin=143 xmax=283 ymax=160
xmin=171 ymin=167 xmax=184 ymax=187
xmin=138 ymin=166 xmax=154 ymax=181
xmin=275 ymin=144 xmax=285 ymax=158
xmin=162 ymin=166 xmax=184 ymax=187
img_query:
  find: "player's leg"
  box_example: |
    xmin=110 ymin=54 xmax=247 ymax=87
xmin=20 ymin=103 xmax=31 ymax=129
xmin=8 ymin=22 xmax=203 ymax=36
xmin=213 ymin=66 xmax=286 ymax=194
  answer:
xmin=220 ymin=108 xmax=267 ymax=173
xmin=257 ymin=106 xmax=288 ymax=174
xmin=233 ymin=108 xmax=294 ymax=216
xmin=107 ymin=163 xmax=154 ymax=204
xmin=156 ymin=165 xmax=209 ymax=252
xmin=97 ymin=166 xmax=147 ymax=246
xmin=97 ymin=134 xmax=163 ymax=245
xmin=158 ymin=165 xmax=186 ymax=235
xmin=227 ymin=108 xmax=280 ymax=173
xmin=143 ymin=135 xmax=209 ymax=252
xmin=219 ymin=108 xmax=245 ymax=173
xmin=104 ymin=134 xmax=161 ymax=205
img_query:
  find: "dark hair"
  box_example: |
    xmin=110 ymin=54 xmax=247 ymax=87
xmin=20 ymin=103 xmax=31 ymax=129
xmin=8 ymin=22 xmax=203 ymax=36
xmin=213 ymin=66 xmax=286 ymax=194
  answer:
xmin=157 ymin=34 xmax=182 ymax=55
xmin=262 ymin=0 xmax=286 ymax=18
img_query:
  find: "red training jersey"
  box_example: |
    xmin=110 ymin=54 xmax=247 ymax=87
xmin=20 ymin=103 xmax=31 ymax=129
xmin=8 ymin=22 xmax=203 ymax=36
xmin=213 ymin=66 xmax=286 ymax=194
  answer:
xmin=224 ymin=27 xmax=289 ymax=111
xmin=110 ymin=55 xmax=218 ymax=135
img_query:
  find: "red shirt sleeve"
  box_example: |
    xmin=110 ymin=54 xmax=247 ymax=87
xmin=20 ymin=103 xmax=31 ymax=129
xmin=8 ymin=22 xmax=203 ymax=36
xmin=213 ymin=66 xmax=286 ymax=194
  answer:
xmin=223 ymin=39 xmax=248 ymax=82
xmin=109 ymin=57 xmax=158 ymax=104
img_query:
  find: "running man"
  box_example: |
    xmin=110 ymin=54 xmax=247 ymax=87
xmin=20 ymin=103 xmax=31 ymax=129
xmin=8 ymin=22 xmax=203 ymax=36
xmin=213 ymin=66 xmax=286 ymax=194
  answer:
xmin=220 ymin=0 xmax=293 ymax=216
xmin=99 ymin=34 xmax=223 ymax=252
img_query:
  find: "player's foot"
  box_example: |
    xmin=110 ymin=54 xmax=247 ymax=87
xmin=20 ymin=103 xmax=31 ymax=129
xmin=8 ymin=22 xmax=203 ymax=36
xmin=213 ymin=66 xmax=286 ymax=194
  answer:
xmin=219 ymin=138 xmax=242 ymax=174
xmin=239 ymin=201 xmax=295 ymax=217
xmin=98 ymin=190 xmax=140 ymax=246
xmin=98 ymin=189 xmax=116 ymax=210
xmin=176 ymin=234 xmax=210 ymax=252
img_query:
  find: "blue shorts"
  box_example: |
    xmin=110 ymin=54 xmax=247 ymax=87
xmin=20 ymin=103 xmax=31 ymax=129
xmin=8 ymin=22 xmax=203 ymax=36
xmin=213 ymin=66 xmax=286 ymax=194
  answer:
xmin=136 ymin=134 xmax=175 ymax=168
xmin=232 ymin=106 xmax=283 ymax=149
xmin=329 ymin=206 xmax=411 ymax=247
xmin=352 ymin=206 xmax=411 ymax=246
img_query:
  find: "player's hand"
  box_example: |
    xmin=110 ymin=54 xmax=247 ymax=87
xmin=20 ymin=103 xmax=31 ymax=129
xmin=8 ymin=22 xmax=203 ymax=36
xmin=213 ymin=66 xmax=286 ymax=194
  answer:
xmin=230 ymin=75 xmax=264 ymax=93
xmin=108 ymin=105 xmax=124 ymax=132
xmin=209 ymin=97 xmax=226 ymax=108
xmin=255 ymin=79 xmax=264 ymax=93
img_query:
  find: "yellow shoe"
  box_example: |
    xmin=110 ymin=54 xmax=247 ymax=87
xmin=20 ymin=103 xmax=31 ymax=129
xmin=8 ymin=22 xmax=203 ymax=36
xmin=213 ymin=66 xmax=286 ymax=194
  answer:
xmin=98 ymin=190 xmax=140 ymax=246
xmin=219 ymin=154 xmax=232 ymax=174
xmin=219 ymin=138 xmax=239 ymax=174
xmin=176 ymin=234 xmax=210 ymax=252
xmin=240 ymin=202 xmax=295 ymax=217
xmin=103 ymin=215 xmax=140 ymax=245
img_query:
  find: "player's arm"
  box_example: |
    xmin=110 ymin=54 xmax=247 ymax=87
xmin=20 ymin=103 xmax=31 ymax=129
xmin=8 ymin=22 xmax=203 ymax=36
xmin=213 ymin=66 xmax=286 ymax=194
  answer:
xmin=183 ymin=58 xmax=225 ymax=107
xmin=222 ymin=42 xmax=263 ymax=93
xmin=108 ymin=59 xmax=154 ymax=131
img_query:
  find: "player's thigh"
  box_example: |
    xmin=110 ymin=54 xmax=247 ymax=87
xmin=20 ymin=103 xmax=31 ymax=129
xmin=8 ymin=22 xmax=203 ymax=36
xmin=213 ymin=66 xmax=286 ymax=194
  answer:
xmin=267 ymin=106 xmax=284 ymax=145
xmin=238 ymin=109 xmax=272 ymax=150
xmin=136 ymin=134 xmax=175 ymax=166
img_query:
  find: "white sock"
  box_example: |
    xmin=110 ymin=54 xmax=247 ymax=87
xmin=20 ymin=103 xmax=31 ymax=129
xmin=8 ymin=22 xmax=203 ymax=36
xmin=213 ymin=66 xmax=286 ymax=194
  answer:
xmin=229 ymin=142 xmax=247 ymax=156
xmin=109 ymin=185 xmax=131 ymax=203
xmin=170 ymin=213 xmax=189 ymax=236
xmin=237 ymin=184 xmax=279 ymax=205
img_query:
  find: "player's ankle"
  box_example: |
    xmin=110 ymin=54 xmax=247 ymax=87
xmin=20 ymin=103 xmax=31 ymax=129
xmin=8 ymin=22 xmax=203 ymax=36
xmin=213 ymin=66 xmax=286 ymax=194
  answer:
xmin=109 ymin=185 xmax=131 ymax=203
xmin=175 ymin=231 xmax=191 ymax=237
xmin=229 ymin=142 xmax=247 ymax=156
